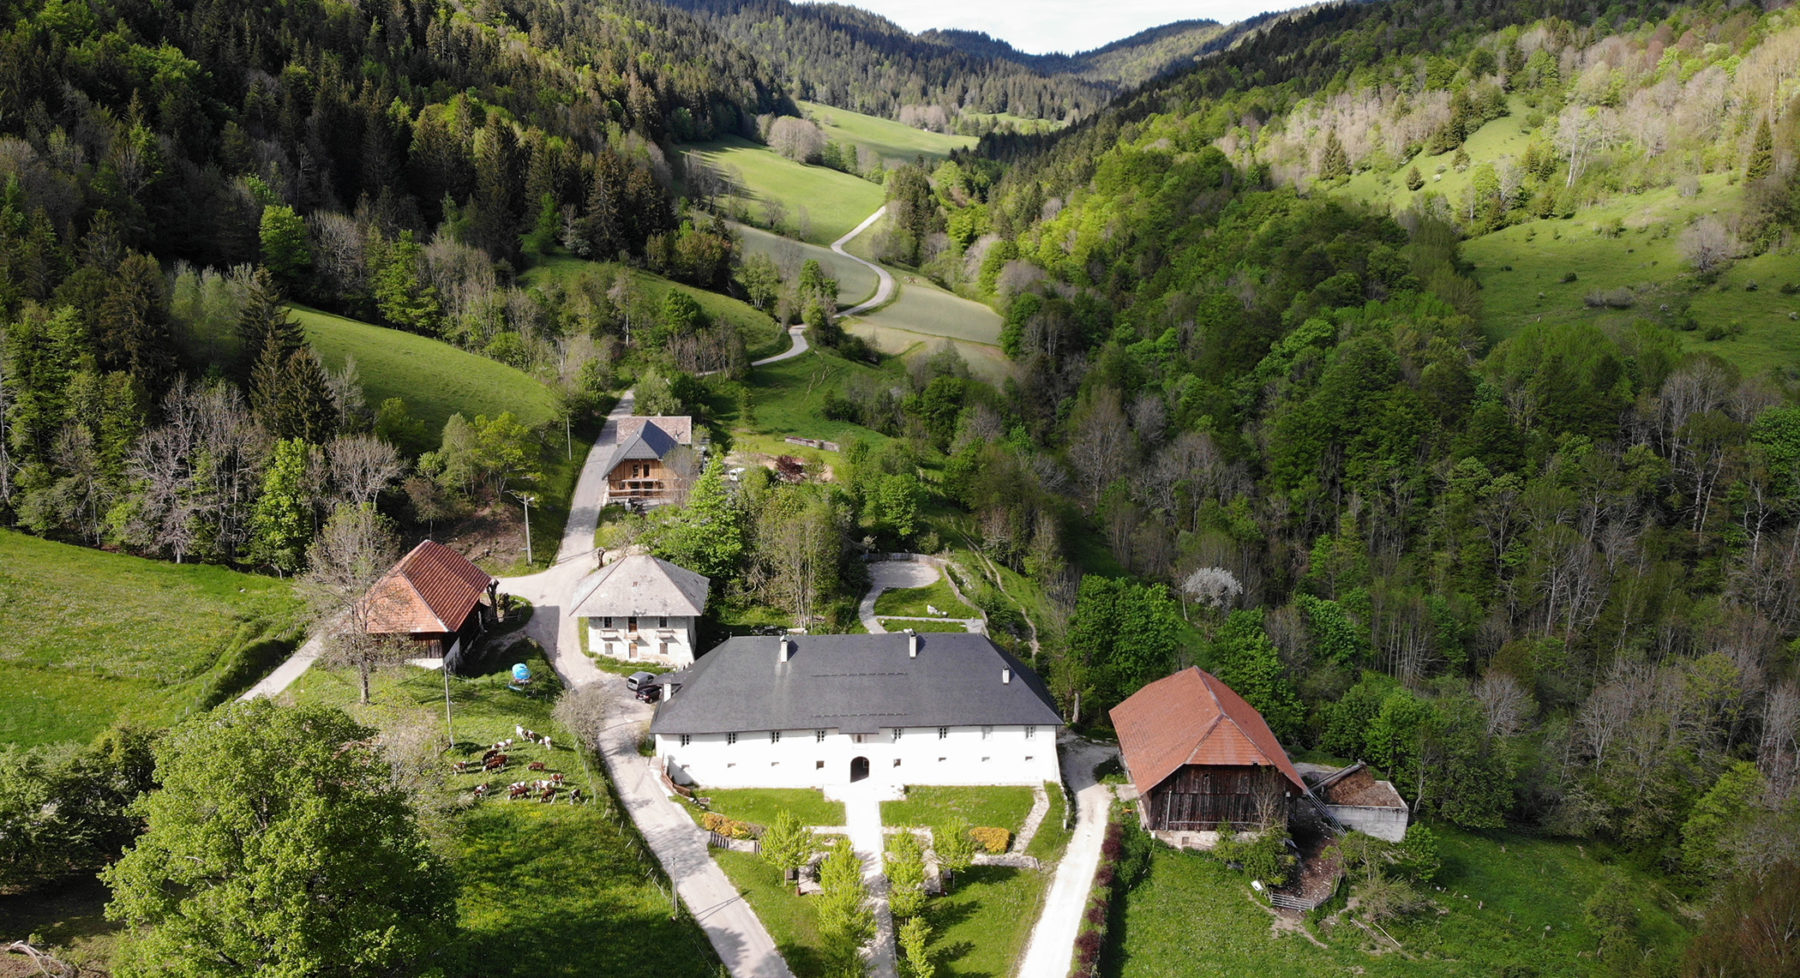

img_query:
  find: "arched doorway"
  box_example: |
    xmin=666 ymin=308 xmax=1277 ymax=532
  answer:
xmin=850 ymin=756 xmax=870 ymax=782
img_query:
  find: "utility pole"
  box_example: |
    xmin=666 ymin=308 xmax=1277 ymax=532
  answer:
xmin=510 ymin=490 xmax=537 ymax=566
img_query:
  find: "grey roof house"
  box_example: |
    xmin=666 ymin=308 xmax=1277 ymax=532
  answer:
xmin=650 ymin=632 xmax=1064 ymax=788
xmin=571 ymin=553 xmax=710 ymax=667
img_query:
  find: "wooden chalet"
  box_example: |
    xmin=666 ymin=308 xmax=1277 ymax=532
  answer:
xmin=602 ymin=417 xmax=694 ymax=506
xmin=1110 ymin=667 xmax=1307 ymax=833
xmin=361 ymin=540 xmax=497 ymax=671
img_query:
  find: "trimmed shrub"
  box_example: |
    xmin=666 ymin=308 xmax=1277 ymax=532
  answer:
xmin=969 ymin=826 xmax=1011 ymax=854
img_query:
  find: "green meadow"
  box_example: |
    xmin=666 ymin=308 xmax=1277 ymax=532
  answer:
xmin=686 ymin=136 xmax=886 ymax=245
xmin=295 ymin=306 xmax=561 ymax=456
xmin=0 ymin=530 xmax=304 ymax=747
xmin=797 ymin=100 xmax=976 ymax=167
xmin=733 ymin=221 xmax=881 ymax=307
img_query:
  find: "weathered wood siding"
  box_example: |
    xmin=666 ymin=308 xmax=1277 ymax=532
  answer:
xmin=1145 ymin=764 xmax=1293 ymax=831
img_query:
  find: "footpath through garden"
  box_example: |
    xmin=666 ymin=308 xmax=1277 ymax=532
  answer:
xmin=1016 ymin=739 xmax=1121 ymax=978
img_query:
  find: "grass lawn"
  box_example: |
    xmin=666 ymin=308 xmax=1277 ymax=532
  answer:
xmin=1682 ymin=250 xmax=1800 ymax=379
xmin=734 ymin=221 xmax=880 ymax=307
xmin=0 ymin=530 xmax=305 ymax=747
xmin=853 ymin=272 xmax=1003 ymax=346
xmin=682 ymin=788 xmax=846 ymax=828
xmin=873 ymin=577 xmax=976 ymax=618
xmin=1024 ymin=781 xmax=1071 ymax=864
xmin=713 ymin=849 xmax=833 ymax=978
xmin=282 ymin=644 xmax=724 ymax=978
xmin=878 ymin=618 xmax=972 ymax=632
xmin=882 ymin=785 xmax=1038 ymax=838
xmin=685 ymin=136 xmax=886 ymax=245
xmin=521 ymin=255 xmax=788 ymax=361
xmin=1099 ymin=827 xmax=1689 ymax=978
xmin=798 ymin=100 xmax=975 ymax=167
xmin=294 ymin=306 xmax=560 ymax=456
xmin=926 ymin=864 xmax=1052 ymax=978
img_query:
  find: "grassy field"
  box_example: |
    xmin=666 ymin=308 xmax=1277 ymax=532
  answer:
xmin=878 ymin=618 xmax=972 ymax=632
xmin=926 ymin=865 xmax=1052 ymax=978
xmin=521 ymin=255 xmax=788 ymax=361
xmin=1341 ymin=97 xmax=1537 ymax=213
xmin=882 ymin=785 xmax=1038 ymax=838
xmin=740 ymin=347 xmax=906 ymax=447
xmin=1681 ymin=250 xmax=1800 ymax=378
xmin=734 ymin=221 xmax=880 ymax=308
xmin=282 ymin=644 xmax=723 ymax=978
xmin=1099 ymin=827 xmax=1690 ymax=978
xmin=686 ymin=136 xmax=885 ymax=245
xmin=798 ymin=100 xmax=975 ymax=167
xmin=295 ymin=306 xmax=560 ymax=456
xmin=681 ymin=788 xmax=846 ymax=828
xmin=713 ymin=849 xmax=833 ymax=978
xmin=0 ymin=530 xmax=305 ymax=747
xmin=873 ymin=578 xmax=977 ymax=619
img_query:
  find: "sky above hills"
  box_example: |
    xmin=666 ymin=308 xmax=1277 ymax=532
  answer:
xmin=797 ymin=0 xmax=1298 ymax=54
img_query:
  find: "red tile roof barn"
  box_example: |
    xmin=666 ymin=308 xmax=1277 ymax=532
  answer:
xmin=362 ymin=540 xmax=495 ymax=635
xmin=1109 ymin=667 xmax=1307 ymax=798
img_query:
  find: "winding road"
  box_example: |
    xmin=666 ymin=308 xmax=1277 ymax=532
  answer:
xmin=833 ymin=205 xmax=894 ymax=316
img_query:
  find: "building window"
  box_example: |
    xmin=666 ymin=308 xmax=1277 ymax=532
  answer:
xmin=770 ymin=731 xmax=781 ymax=744
xmin=1025 ymin=725 xmax=1036 ymax=740
xmin=816 ymin=760 xmax=825 ymax=770
xmin=891 ymin=728 xmax=903 ymax=743
xmin=938 ymin=757 xmax=946 ymax=763
xmin=659 ymin=616 xmax=668 ymax=628
xmin=981 ymin=725 xmax=993 ymax=740
xmin=679 ymin=734 xmax=691 ymax=747
xmin=1025 ymin=756 xmax=1034 ymax=763
xmin=854 ymin=734 xmax=865 ymax=745
xmin=816 ymin=730 xmax=827 ymax=743
xmin=981 ymin=756 xmax=990 ymax=763
xmin=727 ymin=732 xmax=737 ymax=746
xmin=602 ymin=616 xmax=613 ymax=628
xmin=893 ymin=758 xmax=902 ymax=767
xmin=938 ymin=726 xmax=949 ymax=739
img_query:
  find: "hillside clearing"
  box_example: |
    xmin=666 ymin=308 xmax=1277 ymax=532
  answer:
xmin=734 ymin=222 xmax=880 ymax=307
xmin=295 ymin=306 xmax=560 ymax=456
xmin=685 ymin=136 xmax=886 ymax=245
xmin=798 ymin=100 xmax=975 ymax=167
xmin=0 ymin=530 xmax=304 ymax=747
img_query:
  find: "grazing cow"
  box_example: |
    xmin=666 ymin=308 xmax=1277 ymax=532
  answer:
xmin=481 ymin=748 xmax=499 ymax=762
xmin=550 ymin=773 xmax=564 ymax=787
xmin=472 ymin=783 xmax=489 ymax=798
xmin=515 ymin=725 xmax=525 ymax=739
xmin=568 ymin=788 xmax=585 ymax=805
xmin=528 ymin=761 xmax=546 ymax=772
xmin=484 ymin=753 xmax=508 ymax=772
xmin=452 ymin=760 xmax=473 ymax=774
xmin=542 ymin=736 xmax=553 ymax=752
xmin=539 ymin=786 xmax=556 ymax=803
xmin=508 ymin=784 xmax=531 ymax=800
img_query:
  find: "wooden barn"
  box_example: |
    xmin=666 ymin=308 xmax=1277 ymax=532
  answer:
xmin=1110 ymin=668 xmax=1307 ymax=835
xmin=361 ymin=540 xmax=497 ymax=671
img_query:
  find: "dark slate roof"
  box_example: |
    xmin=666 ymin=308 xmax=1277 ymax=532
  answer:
xmin=600 ymin=420 xmax=683 ymax=476
xmin=650 ymin=633 xmax=1062 ymax=736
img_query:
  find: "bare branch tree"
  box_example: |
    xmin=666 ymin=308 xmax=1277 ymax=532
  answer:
xmin=329 ymin=433 xmax=405 ymax=507
xmin=299 ymin=503 xmax=403 ymax=705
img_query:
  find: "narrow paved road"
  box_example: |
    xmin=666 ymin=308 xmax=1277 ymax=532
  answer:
xmin=833 ymin=206 xmax=894 ymax=316
xmin=1017 ymin=739 xmax=1120 ymax=978
xmin=751 ymin=325 xmax=809 ymax=366
xmin=498 ymin=388 xmax=795 ymax=978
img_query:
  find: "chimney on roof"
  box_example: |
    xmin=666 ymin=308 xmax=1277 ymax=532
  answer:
xmin=905 ymin=628 xmax=918 ymax=658
xmin=1002 ymin=667 xmax=1012 ymax=684
xmin=778 ymin=635 xmax=791 ymax=663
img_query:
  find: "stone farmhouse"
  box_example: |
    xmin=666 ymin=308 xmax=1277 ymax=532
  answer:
xmin=650 ymin=632 xmax=1063 ymax=789
xmin=569 ymin=553 xmax=710 ymax=667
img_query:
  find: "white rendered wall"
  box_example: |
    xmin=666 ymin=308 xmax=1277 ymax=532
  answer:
xmin=657 ymin=724 xmax=1062 ymax=789
xmin=587 ymin=615 xmax=696 ymax=667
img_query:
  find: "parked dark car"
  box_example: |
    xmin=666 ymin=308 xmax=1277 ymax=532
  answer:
xmin=626 ymin=671 xmax=656 ymax=693
xmin=635 ymin=683 xmax=663 ymax=703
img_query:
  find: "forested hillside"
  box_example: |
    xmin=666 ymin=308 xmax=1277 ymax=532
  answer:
xmin=0 ymin=0 xmax=787 ymax=559
xmin=661 ymin=0 xmax=1104 ymax=126
xmin=847 ymin=0 xmax=1800 ymax=967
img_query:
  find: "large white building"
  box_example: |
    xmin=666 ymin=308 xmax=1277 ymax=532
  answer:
xmin=651 ymin=632 xmax=1063 ymax=789
xmin=569 ymin=553 xmax=709 ymax=667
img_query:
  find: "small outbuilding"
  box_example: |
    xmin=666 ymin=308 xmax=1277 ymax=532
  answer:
xmin=569 ymin=553 xmax=710 ymax=667
xmin=361 ymin=540 xmax=497 ymax=671
xmin=1111 ymin=667 xmax=1307 ymax=842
